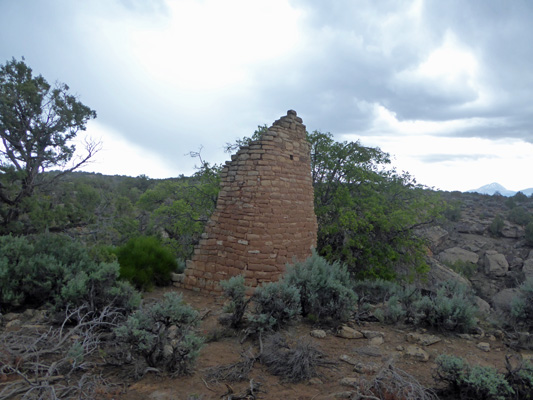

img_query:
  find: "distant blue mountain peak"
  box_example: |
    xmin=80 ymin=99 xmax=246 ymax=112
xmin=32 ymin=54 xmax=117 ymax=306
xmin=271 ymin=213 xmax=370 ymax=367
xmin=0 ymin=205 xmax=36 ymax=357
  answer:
xmin=467 ymin=182 xmax=533 ymax=197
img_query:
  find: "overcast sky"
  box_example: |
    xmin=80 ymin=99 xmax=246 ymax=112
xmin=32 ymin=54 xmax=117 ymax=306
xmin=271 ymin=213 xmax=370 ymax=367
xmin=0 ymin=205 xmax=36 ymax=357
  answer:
xmin=2 ymin=0 xmax=532 ymax=192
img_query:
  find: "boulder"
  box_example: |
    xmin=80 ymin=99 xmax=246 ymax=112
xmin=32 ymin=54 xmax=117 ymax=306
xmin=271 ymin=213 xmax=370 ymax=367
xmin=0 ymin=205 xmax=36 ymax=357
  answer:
xmin=470 ymin=275 xmax=500 ymax=299
xmin=477 ymin=342 xmax=491 ymax=352
xmin=405 ymin=345 xmax=430 ymax=362
xmin=361 ymin=330 xmax=385 ymax=339
xmin=310 ymin=329 xmax=327 ymax=339
xmin=6 ymin=319 xmax=22 ymax=330
xmin=509 ymin=256 xmax=524 ymax=272
xmin=522 ymin=259 xmax=533 ymax=280
xmin=456 ymin=222 xmax=486 ymax=235
xmin=339 ymin=354 xmax=358 ymax=366
xmin=354 ymin=362 xmax=380 ymax=374
xmin=474 ymin=296 xmax=492 ymax=316
xmin=340 ymin=377 xmax=358 ymax=387
xmin=171 ymin=272 xmax=185 ymax=283
xmin=406 ymin=332 xmax=441 ymax=346
xmin=355 ymin=346 xmax=382 ymax=357
xmin=416 ymin=226 xmax=449 ymax=250
xmin=3 ymin=313 xmax=20 ymax=322
xmin=492 ymin=288 xmax=520 ymax=313
xmin=501 ymin=224 xmax=525 ymax=239
xmin=484 ymin=250 xmax=509 ymax=277
xmin=369 ymin=336 xmax=384 ymax=346
xmin=337 ymin=326 xmax=363 ymax=339
xmin=437 ymin=247 xmax=479 ymax=265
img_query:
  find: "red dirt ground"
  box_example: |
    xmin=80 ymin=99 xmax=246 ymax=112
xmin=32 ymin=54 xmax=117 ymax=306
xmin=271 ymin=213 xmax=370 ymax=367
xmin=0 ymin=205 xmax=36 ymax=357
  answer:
xmin=114 ymin=286 xmax=523 ymax=400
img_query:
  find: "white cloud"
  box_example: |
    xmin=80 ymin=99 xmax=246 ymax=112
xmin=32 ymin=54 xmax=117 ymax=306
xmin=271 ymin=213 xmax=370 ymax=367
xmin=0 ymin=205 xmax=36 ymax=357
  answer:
xmin=76 ymin=121 xmax=186 ymax=179
xmin=346 ymin=132 xmax=533 ymax=192
xmin=3 ymin=0 xmax=533 ymax=191
xmin=129 ymin=0 xmax=302 ymax=92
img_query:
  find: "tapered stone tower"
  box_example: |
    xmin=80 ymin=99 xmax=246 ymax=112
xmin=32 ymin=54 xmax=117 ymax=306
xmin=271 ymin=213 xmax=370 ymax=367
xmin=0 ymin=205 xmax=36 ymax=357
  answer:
xmin=182 ymin=110 xmax=317 ymax=293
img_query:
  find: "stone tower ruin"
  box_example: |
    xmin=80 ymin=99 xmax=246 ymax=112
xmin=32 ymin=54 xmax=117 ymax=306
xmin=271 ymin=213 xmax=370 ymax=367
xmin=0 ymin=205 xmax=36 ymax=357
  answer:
xmin=182 ymin=110 xmax=317 ymax=293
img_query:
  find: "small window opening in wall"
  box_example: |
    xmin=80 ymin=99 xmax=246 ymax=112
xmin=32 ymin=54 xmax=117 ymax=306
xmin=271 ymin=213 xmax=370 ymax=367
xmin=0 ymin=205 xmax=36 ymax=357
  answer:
xmin=290 ymin=155 xmax=294 ymax=160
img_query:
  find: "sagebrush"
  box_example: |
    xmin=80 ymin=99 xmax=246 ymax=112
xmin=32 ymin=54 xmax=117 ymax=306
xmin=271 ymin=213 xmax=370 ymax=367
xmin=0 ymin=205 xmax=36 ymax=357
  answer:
xmin=0 ymin=233 xmax=140 ymax=317
xmin=114 ymin=292 xmax=203 ymax=375
xmin=284 ymin=252 xmax=357 ymax=325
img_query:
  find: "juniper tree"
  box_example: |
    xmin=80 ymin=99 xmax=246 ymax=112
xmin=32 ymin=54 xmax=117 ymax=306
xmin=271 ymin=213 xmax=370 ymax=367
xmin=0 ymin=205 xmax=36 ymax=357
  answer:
xmin=0 ymin=58 xmax=98 ymax=231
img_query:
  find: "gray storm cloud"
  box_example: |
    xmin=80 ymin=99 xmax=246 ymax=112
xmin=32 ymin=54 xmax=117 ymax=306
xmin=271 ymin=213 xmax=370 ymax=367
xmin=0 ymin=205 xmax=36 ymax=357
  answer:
xmin=1 ymin=0 xmax=532 ymax=184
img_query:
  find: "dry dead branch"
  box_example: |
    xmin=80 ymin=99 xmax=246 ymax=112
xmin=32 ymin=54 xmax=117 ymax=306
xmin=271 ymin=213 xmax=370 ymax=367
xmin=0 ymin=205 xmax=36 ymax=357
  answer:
xmin=205 ymin=347 xmax=257 ymax=383
xmin=355 ymin=362 xmax=438 ymax=400
xmin=260 ymin=333 xmax=336 ymax=383
xmin=0 ymin=304 xmax=123 ymax=399
xmin=220 ymin=379 xmax=263 ymax=400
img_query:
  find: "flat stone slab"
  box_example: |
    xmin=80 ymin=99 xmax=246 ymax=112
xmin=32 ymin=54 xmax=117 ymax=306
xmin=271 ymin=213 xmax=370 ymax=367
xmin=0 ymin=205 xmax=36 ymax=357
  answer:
xmin=405 ymin=345 xmax=429 ymax=362
xmin=339 ymin=354 xmax=358 ymax=365
xmin=310 ymin=329 xmax=327 ymax=339
xmin=406 ymin=332 xmax=442 ymax=346
xmin=337 ymin=325 xmax=364 ymax=339
xmin=354 ymin=346 xmax=382 ymax=357
xmin=361 ymin=330 xmax=385 ymax=339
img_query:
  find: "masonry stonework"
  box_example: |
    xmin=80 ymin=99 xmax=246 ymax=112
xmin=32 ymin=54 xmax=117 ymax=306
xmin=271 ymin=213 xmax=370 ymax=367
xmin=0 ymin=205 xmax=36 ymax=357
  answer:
xmin=182 ymin=110 xmax=317 ymax=293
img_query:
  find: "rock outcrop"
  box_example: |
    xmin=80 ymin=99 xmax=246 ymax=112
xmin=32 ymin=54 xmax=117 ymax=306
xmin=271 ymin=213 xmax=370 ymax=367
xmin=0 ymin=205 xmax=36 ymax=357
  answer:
xmin=437 ymin=247 xmax=479 ymax=265
xmin=483 ymin=250 xmax=509 ymax=277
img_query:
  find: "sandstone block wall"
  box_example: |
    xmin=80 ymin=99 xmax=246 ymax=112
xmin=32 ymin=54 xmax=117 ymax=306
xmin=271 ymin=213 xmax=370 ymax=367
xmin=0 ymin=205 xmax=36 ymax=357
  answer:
xmin=182 ymin=110 xmax=317 ymax=293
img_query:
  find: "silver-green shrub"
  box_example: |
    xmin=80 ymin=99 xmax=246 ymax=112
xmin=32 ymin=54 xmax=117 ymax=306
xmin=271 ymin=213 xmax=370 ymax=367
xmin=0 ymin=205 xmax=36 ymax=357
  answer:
xmin=506 ymin=360 xmax=533 ymax=399
xmin=412 ymin=281 xmax=477 ymax=333
xmin=114 ymin=292 xmax=203 ymax=375
xmin=249 ymin=280 xmax=301 ymax=331
xmin=284 ymin=252 xmax=357 ymax=324
xmin=435 ymin=354 xmax=515 ymax=400
xmin=510 ymin=277 xmax=533 ymax=331
xmin=0 ymin=234 xmax=140 ymax=317
xmin=220 ymin=275 xmax=250 ymax=328
xmin=352 ymin=279 xmax=400 ymax=304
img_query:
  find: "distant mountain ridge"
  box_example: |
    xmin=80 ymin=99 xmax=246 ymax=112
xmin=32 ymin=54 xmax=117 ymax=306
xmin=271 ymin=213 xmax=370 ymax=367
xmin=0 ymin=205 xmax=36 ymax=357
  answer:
xmin=467 ymin=182 xmax=533 ymax=197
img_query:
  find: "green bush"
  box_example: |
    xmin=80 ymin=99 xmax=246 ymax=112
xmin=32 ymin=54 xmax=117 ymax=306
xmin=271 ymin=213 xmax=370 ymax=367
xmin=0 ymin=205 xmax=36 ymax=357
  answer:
xmin=513 ymin=191 xmax=529 ymax=203
xmin=490 ymin=215 xmax=505 ymax=237
xmin=508 ymin=206 xmax=533 ymax=226
xmin=445 ymin=260 xmax=478 ymax=279
xmin=506 ymin=360 xmax=533 ymax=399
xmin=435 ymin=354 xmax=515 ymax=400
xmin=375 ymin=294 xmax=409 ymax=324
xmin=443 ymin=201 xmax=462 ymax=221
xmin=220 ymin=275 xmax=250 ymax=329
xmin=525 ymin=222 xmax=533 ymax=247
xmin=352 ymin=279 xmax=402 ymax=304
xmin=59 ymin=261 xmax=141 ymax=316
xmin=510 ymin=277 xmax=533 ymax=331
xmin=413 ymin=281 xmax=477 ymax=333
xmin=284 ymin=253 xmax=357 ymax=324
xmin=464 ymin=365 xmax=514 ymax=400
xmin=114 ymin=292 xmax=203 ymax=375
xmin=0 ymin=234 xmax=140 ymax=316
xmin=367 ymin=281 xmax=477 ymax=333
xmin=249 ymin=280 xmax=301 ymax=331
xmin=115 ymin=236 xmax=178 ymax=291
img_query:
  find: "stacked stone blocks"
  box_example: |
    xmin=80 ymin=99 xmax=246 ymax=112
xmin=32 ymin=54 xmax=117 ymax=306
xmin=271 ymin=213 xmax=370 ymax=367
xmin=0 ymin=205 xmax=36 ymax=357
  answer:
xmin=182 ymin=110 xmax=317 ymax=293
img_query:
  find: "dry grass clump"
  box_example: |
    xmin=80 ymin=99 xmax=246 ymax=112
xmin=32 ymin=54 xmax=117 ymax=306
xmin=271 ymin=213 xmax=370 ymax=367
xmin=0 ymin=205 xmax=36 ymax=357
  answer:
xmin=355 ymin=362 xmax=438 ymax=400
xmin=260 ymin=333 xmax=336 ymax=383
